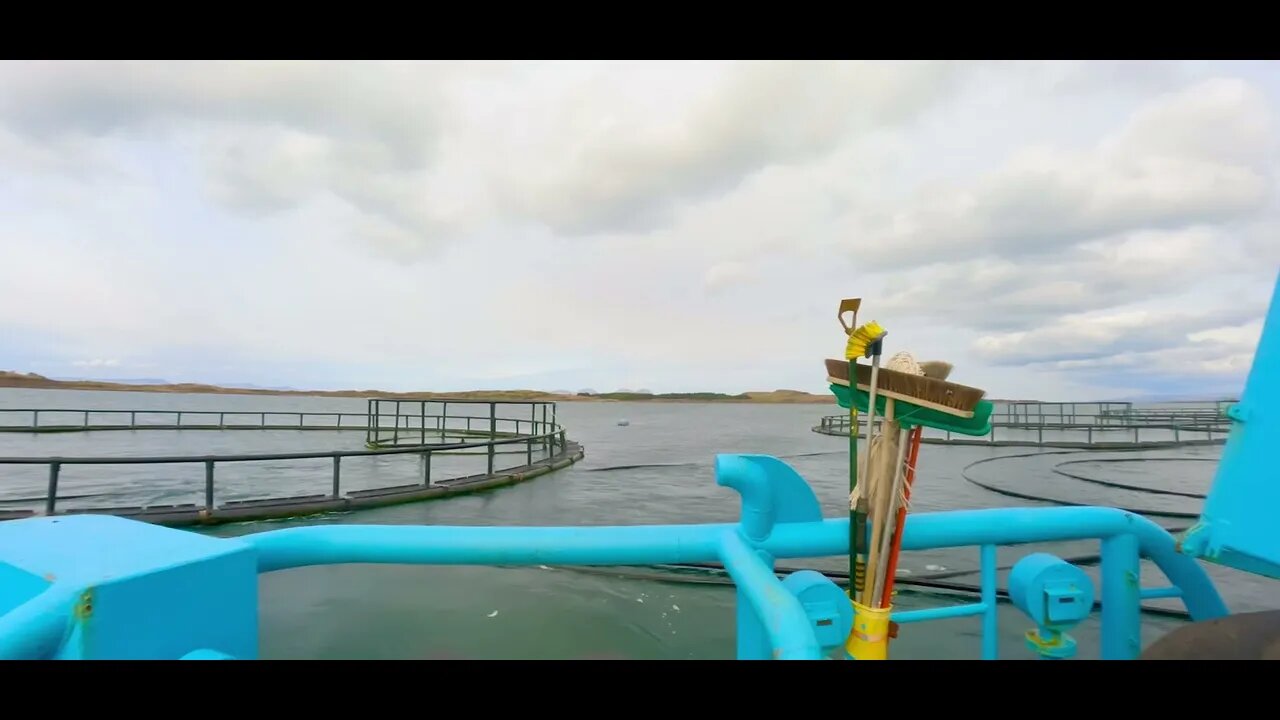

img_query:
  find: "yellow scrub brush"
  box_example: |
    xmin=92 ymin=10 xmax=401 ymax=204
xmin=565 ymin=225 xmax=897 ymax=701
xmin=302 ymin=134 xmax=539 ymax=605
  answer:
xmin=846 ymin=320 xmax=886 ymax=360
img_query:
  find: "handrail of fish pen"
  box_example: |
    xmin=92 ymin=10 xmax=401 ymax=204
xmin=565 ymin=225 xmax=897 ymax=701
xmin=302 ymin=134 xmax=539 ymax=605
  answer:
xmin=362 ymin=399 xmax=558 ymax=457
xmin=0 ymin=424 xmax=573 ymax=521
xmin=0 ymin=399 xmax=560 ymax=444
xmin=815 ymin=408 xmax=1230 ymax=447
xmin=0 ymin=408 xmax=377 ymax=431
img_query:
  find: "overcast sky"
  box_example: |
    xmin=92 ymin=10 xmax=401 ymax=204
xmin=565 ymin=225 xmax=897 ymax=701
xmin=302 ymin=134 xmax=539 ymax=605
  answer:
xmin=1 ymin=60 xmax=1277 ymax=399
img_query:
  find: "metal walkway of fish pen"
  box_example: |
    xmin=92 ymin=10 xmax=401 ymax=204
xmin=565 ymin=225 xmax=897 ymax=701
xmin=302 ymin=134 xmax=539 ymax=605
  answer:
xmin=0 ymin=399 xmax=583 ymax=527
xmin=814 ymin=400 xmax=1232 ymax=448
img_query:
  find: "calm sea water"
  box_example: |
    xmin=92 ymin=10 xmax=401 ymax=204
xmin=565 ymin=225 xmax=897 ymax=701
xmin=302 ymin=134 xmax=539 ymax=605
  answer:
xmin=0 ymin=387 xmax=1271 ymax=660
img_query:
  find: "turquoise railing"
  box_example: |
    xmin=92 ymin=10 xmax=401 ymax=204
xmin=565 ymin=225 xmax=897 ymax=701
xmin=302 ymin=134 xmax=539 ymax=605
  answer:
xmin=0 ymin=452 xmax=1227 ymax=661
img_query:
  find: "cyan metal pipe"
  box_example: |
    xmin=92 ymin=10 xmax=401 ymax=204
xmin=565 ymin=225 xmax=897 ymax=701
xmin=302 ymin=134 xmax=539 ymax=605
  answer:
xmin=717 ymin=530 xmax=821 ymax=660
xmin=0 ymin=586 xmax=74 ymax=660
xmin=981 ymin=543 xmax=998 ymax=660
xmin=244 ymin=506 xmax=1228 ymax=622
xmin=893 ymin=603 xmax=985 ymax=624
xmin=714 ymin=454 xmax=773 ymax=542
xmin=898 ymin=507 xmax=1227 ymax=622
xmin=1101 ymin=532 xmax=1141 ymax=660
xmin=246 ymin=523 xmax=732 ymax=572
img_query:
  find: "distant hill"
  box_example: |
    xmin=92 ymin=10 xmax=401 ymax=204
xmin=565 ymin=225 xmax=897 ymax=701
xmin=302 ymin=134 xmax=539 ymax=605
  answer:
xmin=0 ymin=371 xmax=836 ymax=404
xmin=52 ymin=376 xmax=171 ymax=385
xmin=209 ymin=382 xmax=300 ymax=391
xmin=1103 ymin=393 xmax=1238 ymax=404
xmin=578 ymin=389 xmax=833 ymax=403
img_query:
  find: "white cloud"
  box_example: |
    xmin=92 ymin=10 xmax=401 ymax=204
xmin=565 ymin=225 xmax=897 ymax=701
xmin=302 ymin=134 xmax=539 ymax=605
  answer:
xmin=703 ymin=261 xmax=755 ymax=293
xmin=70 ymin=358 xmax=120 ymax=368
xmin=1188 ymin=319 xmax=1266 ymax=347
xmin=0 ymin=60 xmax=1277 ymax=400
xmin=842 ymin=78 xmax=1275 ymax=270
xmin=972 ymin=308 xmax=1262 ymax=366
xmin=876 ymin=226 xmax=1256 ymax=331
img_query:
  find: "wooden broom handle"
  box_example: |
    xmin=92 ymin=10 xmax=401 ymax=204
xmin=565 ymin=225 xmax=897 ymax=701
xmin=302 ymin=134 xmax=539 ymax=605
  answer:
xmin=881 ymin=425 xmax=923 ymax=604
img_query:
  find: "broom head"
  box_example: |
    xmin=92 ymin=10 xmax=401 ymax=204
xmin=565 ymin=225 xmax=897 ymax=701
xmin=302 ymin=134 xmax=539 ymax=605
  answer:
xmin=824 ymin=358 xmax=985 ymax=418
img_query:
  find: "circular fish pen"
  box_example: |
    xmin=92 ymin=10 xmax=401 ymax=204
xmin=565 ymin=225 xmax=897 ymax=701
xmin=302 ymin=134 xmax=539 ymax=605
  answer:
xmin=0 ymin=399 xmax=584 ymax=527
xmin=813 ymin=400 xmax=1231 ymax=448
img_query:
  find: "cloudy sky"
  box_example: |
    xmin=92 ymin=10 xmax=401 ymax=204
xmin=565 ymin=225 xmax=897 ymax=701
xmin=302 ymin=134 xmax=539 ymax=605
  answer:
xmin=1 ymin=60 xmax=1277 ymax=400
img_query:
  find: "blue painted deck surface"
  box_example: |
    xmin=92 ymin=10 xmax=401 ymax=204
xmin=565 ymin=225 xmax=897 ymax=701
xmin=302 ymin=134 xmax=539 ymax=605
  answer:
xmin=0 ymin=514 xmax=258 ymax=660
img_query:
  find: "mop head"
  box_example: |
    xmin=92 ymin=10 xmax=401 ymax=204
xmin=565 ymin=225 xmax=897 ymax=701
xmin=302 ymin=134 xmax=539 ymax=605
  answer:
xmin=849 ymin=423 xmax=910 ymax=511
xmin=886 ymin=351 xmax=923 ymax=375
xmin=887 ymin=351 xmax=954 ymax=381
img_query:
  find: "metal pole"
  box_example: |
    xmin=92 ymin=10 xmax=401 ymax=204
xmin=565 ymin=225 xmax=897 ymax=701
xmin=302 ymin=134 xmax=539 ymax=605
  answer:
xmin=423 ymin=451 xmax=432 ymax=486
xmin=1100 ymin=533 xmax=1141 ymax=659
xmin=332 ymin=456 xmax=341 ymax=498
xmin=46 ymin=462 xmax=60 ymax=515
xmin=488 ymin=402 xmax=496 ymax=475
xmin=205 ymin=460 xmax=215 ymax=511
xmin=981 ymin=544 xmax=998 ymax=660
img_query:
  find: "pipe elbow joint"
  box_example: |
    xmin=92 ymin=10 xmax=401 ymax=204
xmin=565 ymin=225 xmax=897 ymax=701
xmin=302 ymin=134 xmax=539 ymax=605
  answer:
xmin=716 ymin=454 xmax=775 ymax=542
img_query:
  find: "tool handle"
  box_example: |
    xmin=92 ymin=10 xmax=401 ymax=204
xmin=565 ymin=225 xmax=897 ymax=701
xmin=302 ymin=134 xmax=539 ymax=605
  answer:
xmin=838 ymin=298 xmax=862 ymax=334
xmin=882 ymin=426 xmax=923 ymax=603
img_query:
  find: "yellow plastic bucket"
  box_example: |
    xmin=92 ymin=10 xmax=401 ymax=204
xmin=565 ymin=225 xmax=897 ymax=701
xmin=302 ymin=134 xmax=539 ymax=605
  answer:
xmin=845 ymin=600 xmax=892 ymax=660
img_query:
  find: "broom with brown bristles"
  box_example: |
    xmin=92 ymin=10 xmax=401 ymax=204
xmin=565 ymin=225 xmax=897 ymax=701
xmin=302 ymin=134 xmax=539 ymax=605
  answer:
xmin=849 ymin=361 xmax=985 ymax=419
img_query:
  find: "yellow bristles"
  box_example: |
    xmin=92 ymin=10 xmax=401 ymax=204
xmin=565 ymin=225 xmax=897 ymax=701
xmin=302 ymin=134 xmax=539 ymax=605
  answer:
xmin=845 ymin=320 xmax=887 ymax=360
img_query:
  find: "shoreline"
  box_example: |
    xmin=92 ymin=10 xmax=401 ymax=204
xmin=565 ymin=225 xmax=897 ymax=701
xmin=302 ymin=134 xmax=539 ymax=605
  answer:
xmin=0 ymin=371 xmax=837 ymax=404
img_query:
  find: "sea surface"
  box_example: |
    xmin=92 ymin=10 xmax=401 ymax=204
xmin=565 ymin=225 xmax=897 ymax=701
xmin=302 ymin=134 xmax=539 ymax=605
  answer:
xmin=0 ymin=387 xmax=1271 ymax=660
